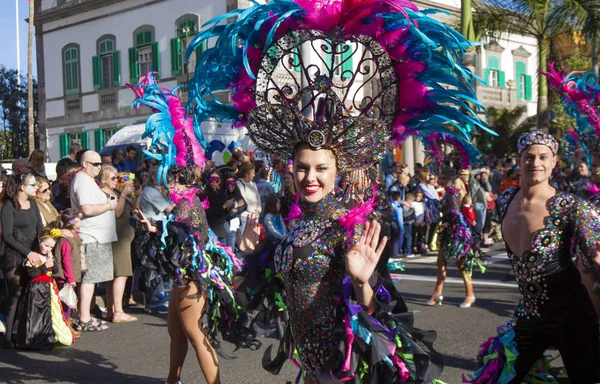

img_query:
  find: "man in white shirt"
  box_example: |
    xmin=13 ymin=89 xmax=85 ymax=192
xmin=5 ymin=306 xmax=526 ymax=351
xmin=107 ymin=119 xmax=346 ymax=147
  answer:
xmin=70 ymin=150 xmax=117 ymax=330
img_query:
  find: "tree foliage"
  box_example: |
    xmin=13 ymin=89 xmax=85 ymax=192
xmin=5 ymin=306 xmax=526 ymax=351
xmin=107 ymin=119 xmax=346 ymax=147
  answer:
xmin=0 ymin=66 xmax=38 ymax=160
xmin=477 ymin=105 xmax=535 ymax=159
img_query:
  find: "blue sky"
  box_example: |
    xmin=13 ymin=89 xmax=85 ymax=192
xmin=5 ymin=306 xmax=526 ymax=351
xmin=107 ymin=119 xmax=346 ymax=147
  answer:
xmin=0 ymin=1 xmax=37 ymax=77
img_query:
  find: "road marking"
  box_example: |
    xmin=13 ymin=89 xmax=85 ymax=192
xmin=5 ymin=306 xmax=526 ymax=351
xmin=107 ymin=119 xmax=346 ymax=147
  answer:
xmin=391 ymin=273 xmax=519 ymax=288
xmin=401 ymin=255 xmax=509 ymax=264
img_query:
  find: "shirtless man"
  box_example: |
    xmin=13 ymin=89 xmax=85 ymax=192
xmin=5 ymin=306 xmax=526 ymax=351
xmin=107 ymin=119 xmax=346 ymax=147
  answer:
xmin=465 ymin=130 xmax=600 ymax=383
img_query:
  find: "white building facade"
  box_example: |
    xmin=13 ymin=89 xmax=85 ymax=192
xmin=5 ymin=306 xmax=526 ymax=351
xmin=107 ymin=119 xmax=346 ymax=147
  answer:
xmin=36 ymin=0 xmax=538 ymax=167
xmin=36 ymin=0 xmax=256 ymax=161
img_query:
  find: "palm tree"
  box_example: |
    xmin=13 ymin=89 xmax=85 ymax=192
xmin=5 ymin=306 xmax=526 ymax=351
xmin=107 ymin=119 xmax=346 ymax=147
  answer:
xmin=472 ymin=0 xmax=600 ymax=131
xmin=562 ymin=0 xmax=600 ymax=73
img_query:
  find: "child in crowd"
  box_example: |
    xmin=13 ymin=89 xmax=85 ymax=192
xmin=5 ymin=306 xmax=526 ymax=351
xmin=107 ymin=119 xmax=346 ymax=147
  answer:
xmin=461 ymin=195 xmax=476 ymax=227
xmin=262 ymin=194 xmax=287 ymax=245
xmin=412 ymin=190 xmax=426 ymax=255
xmin=53 ymin=209 xmax=84 ymax=323
xmin=402 ymin=193 xmax=416 ymax=258
xmin=389 ymin=191 xmax=404 ymax=259
xmin=12 ymin=229 xmax=75 ymax=350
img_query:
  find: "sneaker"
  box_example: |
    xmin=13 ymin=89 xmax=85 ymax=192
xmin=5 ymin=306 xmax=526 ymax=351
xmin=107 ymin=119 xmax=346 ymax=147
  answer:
xmin=0 ymin=314 xmax=5 ymax=334
xmin=146 ymin=305 xmax=169 ymax=315
xmin=406 ymin=254 xmax=416 ymax=258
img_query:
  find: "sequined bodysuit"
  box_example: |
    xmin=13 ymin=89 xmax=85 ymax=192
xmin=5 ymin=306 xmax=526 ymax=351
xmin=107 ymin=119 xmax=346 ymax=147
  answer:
xmin=274 ymin=194 xmax=355 ymax=379
xmin=498 ymin=188 xmax=600 ymax=320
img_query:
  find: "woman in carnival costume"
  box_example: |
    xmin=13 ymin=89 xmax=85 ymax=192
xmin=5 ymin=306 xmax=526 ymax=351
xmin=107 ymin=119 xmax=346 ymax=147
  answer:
xmin=186 ymin=0 xmax=492 ymax=382
xmin=543 ymin=66 xmax=600 ymax=317
xmin=128 ymin=74 xmax=258 ymax=384
xmin=422 ymin=133 xmax=487 ymax=309
xmin=463 ymin=130 xmax=600 ymax=384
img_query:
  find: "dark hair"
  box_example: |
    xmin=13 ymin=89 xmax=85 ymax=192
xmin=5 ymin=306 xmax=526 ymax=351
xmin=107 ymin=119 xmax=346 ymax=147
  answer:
xmin=125 ymin=145 xmax=136 ymax=153
xmin=55 ymin=158 xmax=78 ymax=180
xmin=258 ymin=168 xmax=269 ymax=179
xmin=238 ymin=163 xmax=256 ymax=179
xmin=59 ymin=208 xmax=79 ymax=229
xmin=263 ymin=193 xmax=280 ymax=216
xmin=168 ymin=166 xmax=196 ymax=186
xmin=4 ymin=172 xmax=35 ymax=210
xmin=390 ymin=191 xmax=402 ymax=201
xmin=75 ymin=149 xmax=90 ymax=165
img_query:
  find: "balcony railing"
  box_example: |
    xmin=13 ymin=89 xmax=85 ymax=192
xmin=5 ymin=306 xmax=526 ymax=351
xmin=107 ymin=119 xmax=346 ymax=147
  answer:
xmin=476 ymin=85 xmax=518 ymax=110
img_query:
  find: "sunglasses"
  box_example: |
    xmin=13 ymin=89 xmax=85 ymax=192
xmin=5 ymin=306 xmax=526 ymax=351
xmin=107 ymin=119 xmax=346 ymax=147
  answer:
xmin=38 ymin=188 xmax=50 ymax=193
xmin=86 ymin=161 xmax=102 ymax=167
xmin=225 ymin=180 xmax=236 ymax=186
xmin=209 ymin=177 xmax=221 ymax=183
xmin=109 ymin=176 xmax=118 ymax=181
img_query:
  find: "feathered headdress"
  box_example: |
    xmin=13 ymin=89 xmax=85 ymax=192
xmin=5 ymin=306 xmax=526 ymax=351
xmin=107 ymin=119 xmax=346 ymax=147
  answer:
xmin=127 ymin=73 xmax=206 ymax=185
xmin=421 ymin=131 xmax=482 ymax=170
xmin=542 ymin=64 xmax=600 ymax=156
xmin=186 ymin=0 xmax=492 ymax=171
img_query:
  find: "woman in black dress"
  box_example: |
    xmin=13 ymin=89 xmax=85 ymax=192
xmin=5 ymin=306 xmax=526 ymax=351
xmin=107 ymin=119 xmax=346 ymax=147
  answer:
xmin=1 ymin=172 xmax=44 ymax=348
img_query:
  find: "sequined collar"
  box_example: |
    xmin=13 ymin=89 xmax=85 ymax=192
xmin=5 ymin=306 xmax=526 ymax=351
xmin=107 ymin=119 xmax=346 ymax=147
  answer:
xmin=299 ymin=193 xmax=344 ymax=221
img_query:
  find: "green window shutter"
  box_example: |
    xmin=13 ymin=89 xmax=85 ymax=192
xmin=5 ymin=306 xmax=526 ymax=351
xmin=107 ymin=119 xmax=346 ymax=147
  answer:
xmin=92 ymin=55 xmax=102 ymax=90
xmin=487 ymin=56 xmax=499 ymax=70
xmin=498 ymin=70 xmax=506 ymax=88
xmin=151 ymin=41 xmax=161 ymax=77
xmin=81 ymin=131 xmax=89 ymax=149
xmin=515 ymin=62 xmax=526 ymax=100
xmin=484 ymin=68 xmax=490 ymax=85
xmin=524 ymin=75 xmax=532 ymax=100
xmin=64 ymin=47 xmax=80 ymax=95
xmin=59 ymin=134 xmax=69 ymax=158
xmin=171 ymin=37 xmax=182 ymax=76
xmin=293 ymin=47 xmax=300 ymax=72
xmin=94 ymin=130 xmax=104 ymax=152
xmin=324 ymin=39 xmax=333 ymax=76
xmin=112 ymin=51 xmax=121 ymax=86
xmin=341 ymin=43 xmax=353 ymax=79
xmin=195 ymin=42 xmax=204 ymax=63
xmin=129 ymin=47 xmax=139 ymax=82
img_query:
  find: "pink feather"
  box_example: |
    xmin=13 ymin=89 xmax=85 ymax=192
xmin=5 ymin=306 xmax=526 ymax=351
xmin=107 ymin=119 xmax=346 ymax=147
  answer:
xmin=284 ymin=194 xmax=302 ymax=221
xmin=586 ymin=183 xmax=600 ymax=195
xmin=168 ymin=97 xmax=206 ymax=169
xmin=398 ymin=77 xmax=428 ymax=110
xmin=338 ymin=185 xmax=378 ymax=238
xmin=169 ymin=188 xmax=200 ymax=206
xmin=202 ymin=197 xmax=210 ymax=210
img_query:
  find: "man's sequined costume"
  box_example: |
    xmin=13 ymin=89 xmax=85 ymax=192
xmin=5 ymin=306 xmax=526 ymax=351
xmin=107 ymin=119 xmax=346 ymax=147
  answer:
xmin=464 ymin=187 xmax=600 ymax=383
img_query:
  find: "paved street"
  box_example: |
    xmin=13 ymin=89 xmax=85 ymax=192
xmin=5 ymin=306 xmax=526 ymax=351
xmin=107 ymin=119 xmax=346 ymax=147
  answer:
xmin=0 ymin=244 xmax=541 ymax=384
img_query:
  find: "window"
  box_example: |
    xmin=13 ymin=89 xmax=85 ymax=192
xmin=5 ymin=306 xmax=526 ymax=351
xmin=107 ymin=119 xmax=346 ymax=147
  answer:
xmin=94 ymin=128 xmax=118 ymax=152
xmin=484 ymin=55 xmax=505 ymax=88
xmin=93 ymin=36 xmax=120 ymax=90
xmin=130 ymin=26 xmax=159 ymax=81
xmin=515 ymin=61 xmax=531 ymax=100
xmin=171 ymin=15 xmax=201 ymax=76
xmin=489 ymin=70 xmax=499 ymax=87
xmin=138 ymin=46 xmax=153 ymax=77
xmin=63 ymin=45 xmax=80 ymax=95
xmin=325 ymin=41 xmax=353 ymax=79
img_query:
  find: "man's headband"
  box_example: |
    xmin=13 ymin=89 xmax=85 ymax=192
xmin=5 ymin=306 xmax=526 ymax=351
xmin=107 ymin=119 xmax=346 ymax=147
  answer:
xmin=517 ymin=130 xmax=559 ymax=155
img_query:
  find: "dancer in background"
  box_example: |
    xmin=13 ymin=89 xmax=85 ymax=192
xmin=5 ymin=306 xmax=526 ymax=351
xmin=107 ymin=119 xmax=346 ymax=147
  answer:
xmin=464 ymin=131 xmax=600 ymax=383
xmin=129 ymin=76 xmax=258 ymax=384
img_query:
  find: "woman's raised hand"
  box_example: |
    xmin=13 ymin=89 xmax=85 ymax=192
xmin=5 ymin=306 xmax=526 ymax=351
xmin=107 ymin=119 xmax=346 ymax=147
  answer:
xmin=238 ymin=213 xmax=261 ymax=255
xmin=345 ymin=220 xmax=387 ymax=285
